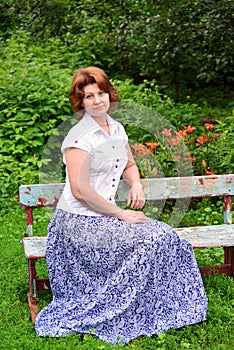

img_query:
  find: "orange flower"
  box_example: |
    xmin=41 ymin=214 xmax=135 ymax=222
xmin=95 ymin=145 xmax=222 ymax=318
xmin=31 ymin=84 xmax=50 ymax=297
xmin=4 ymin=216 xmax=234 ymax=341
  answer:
xmin=184 ymin=125 xmax=196 ymax=133
xmin=202 ymin=159 xmax=207 ymax=168
xmin=204 ymin=123 xmax=215 ymax=130
xmin=162 ymin=128 xmax=172 ymax=137
xmin=168 ymin=136 xmax=181 ymax=146
xmin=214 ymin=133 xmax=221 ymax=139
xmin=132 ymin=143 xmax=151 ymax=156
xmin=177 ymin=129 xmax=187 ymax=138
xmin=196 ymin=135 xmax=210 ymax=147
xmin=205 ymin=170 xmax=215 ymax=175
xmin=184 ymin=152 xmax=196 ymax=162
xmin=145 ymin=142 xmax=158 ymax=151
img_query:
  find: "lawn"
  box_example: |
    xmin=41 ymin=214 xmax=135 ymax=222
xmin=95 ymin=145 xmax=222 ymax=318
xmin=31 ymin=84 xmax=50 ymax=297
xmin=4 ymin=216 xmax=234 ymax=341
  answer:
xmin=0 ymin=200 xmax=233 ymax=350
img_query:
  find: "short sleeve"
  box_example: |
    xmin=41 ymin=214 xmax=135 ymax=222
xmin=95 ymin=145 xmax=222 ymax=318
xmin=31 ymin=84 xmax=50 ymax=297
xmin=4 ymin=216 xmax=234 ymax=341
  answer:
xmin=64 ymin=134 xmax=91 ymax=152
xmin=61 ymin=132 xmax=92 ymax=164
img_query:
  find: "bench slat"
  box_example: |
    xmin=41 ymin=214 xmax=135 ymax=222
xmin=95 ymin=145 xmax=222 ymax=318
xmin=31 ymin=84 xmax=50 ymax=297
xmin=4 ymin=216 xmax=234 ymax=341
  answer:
xmin=22 ymin=224 xmax=234 ymax=258
xmin=117 ymin=175 xmax=234 ymax=201
xmin=177 ymin=224 xmax=234 ymax=248
xmin=19 ymin=174 xmax=234 ymax=207
xmin=23 ymin=236 xmax=47 ymax=258
xmin=20 ymin=184 xmax=64 ymax=208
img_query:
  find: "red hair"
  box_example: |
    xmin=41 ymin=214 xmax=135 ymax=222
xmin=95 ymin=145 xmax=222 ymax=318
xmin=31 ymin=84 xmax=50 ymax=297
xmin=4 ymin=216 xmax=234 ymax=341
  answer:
xmin=69 ymin=66 xmax=119 ymax=118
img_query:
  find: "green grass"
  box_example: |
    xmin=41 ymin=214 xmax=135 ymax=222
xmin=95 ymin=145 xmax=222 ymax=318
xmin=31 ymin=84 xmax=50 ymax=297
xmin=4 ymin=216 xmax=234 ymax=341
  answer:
xmin=0 ymin=200 xmax=233 ymax=350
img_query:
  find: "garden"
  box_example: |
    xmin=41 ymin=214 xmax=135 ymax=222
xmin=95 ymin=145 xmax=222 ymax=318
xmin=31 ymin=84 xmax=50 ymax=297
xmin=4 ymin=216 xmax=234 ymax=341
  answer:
xmin=0 ymin=1 xmax=234 ymax=349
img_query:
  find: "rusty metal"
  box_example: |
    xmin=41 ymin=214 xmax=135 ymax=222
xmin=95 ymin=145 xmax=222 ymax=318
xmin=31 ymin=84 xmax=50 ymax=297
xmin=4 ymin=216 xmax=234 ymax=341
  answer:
xmin=224 ymin=195 xmax=232 ymax=224
xmin=224 ymin=247 xmax=234 ymax=276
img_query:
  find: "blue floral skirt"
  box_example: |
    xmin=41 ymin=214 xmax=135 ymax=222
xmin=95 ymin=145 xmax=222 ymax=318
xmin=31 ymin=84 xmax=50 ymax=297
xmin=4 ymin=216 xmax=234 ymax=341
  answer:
xmin=35 ymin=209 xmax=208 ymax=345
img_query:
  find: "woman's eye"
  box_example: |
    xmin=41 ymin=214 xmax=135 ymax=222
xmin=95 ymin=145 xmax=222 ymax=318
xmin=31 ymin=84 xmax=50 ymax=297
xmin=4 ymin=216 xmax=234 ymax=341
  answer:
xmin=86 ymin=95 xmax=93 ymax=99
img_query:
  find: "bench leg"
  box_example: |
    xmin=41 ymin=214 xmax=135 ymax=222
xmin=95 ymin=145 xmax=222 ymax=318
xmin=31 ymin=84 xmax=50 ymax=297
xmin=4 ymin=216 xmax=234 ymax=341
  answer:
xmin=224 ymin=247 xmax=234 ymax=277
xmin=27 ymin=258 xmax=39 ymax=322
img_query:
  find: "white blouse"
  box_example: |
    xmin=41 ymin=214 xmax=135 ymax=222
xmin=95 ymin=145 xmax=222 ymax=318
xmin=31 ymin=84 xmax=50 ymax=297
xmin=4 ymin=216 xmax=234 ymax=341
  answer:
xmin=57 ymin=113 xmax=129 ymax=215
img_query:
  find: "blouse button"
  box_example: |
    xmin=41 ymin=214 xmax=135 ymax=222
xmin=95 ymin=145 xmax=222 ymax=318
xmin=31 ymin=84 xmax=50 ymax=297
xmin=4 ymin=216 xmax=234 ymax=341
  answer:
xmin=116 ymin=159 xmax=120 ymax=162
xmin=115 ymin=165 xmax=118 ymax=168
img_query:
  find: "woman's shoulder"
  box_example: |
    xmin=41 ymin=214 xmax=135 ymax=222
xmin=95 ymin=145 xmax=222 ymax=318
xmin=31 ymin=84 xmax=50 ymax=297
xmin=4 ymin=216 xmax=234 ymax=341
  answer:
xmin=65 ymin=115 xmax=98 ymax=140
xmin=61 ymin=118 xmax=96 ymax=154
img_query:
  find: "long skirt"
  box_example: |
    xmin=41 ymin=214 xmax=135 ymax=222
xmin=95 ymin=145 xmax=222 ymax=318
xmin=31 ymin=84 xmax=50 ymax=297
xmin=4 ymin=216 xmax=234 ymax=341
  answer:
xmin=35 ymin=209 xmax=208 ymax=345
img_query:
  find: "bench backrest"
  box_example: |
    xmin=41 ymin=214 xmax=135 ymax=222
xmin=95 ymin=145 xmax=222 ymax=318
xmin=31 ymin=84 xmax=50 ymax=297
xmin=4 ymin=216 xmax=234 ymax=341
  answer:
xmin=19 ymin=174 xmax=234 ymax=236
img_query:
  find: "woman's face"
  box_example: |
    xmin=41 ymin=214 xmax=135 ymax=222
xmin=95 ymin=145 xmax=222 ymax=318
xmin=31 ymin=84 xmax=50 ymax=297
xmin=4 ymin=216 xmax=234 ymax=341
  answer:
xmin=82 ymin=83 xmax=110 ymax=119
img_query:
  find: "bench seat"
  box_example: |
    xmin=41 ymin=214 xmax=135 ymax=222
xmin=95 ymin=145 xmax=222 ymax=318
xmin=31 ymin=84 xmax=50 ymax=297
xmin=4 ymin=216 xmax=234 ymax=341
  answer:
xmin=22 ymin=223 xmax=234 ymax=259
xmin=176 ymin=224 xmax=234 ymax=248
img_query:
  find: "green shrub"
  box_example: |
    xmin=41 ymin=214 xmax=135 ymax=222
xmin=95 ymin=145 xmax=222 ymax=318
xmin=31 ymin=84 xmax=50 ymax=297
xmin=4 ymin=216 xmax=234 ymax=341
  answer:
xmin=0 ymin=33 xmax=233 ymax=201
xmin=0 ymin=33 xmax=73 ymax=198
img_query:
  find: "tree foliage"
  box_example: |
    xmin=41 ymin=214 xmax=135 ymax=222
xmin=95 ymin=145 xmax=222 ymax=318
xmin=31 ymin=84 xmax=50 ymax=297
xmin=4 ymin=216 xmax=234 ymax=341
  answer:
xmin=0 ymin=0 xmax=233 ymax=99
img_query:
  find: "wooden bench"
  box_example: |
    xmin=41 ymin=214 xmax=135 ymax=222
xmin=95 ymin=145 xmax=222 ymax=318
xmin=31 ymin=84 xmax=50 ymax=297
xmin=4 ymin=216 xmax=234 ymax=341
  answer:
xmin=19 ymin=174 xmax=234 ymax=322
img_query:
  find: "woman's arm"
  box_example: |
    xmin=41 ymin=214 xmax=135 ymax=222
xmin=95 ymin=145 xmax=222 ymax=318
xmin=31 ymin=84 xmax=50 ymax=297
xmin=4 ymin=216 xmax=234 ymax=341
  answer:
xmin=65 ymin=147 xmax=148 ymax=223
xmin=122 ymin=144 xmax=146 ymax=209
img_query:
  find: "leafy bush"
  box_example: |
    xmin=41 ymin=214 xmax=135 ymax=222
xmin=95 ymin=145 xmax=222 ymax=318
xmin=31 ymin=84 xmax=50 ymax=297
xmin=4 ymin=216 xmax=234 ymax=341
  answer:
xmin=0 ymin=33 xmax=233 ymax=201
xmin=116 ymin=84 xmax=234 ymax=178
xmin=0 ymin=33 xmax=72 ymax=198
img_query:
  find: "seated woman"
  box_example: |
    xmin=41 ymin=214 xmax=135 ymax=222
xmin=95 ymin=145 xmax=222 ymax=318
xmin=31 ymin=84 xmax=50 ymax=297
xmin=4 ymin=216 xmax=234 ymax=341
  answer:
xmin=35 ymin=66 xmax=208 ymax=345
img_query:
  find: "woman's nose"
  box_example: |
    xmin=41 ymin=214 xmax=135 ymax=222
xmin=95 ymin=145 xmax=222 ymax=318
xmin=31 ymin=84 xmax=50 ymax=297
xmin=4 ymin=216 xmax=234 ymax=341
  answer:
xmin=94 ymin=95 xmax=101 ymax=104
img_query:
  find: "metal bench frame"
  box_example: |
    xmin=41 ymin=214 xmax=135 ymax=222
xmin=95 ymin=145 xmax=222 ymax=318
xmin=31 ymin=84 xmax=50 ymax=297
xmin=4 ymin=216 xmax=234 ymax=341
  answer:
xmin=19 ymin=174 xmax=234 ymax=322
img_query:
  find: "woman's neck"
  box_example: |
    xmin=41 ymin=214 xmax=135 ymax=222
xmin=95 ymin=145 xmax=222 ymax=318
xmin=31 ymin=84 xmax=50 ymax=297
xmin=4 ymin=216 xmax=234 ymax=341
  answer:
xmin=90 ymin=114 xmax=108 ymax=127
xmin=94 ymin=117 xmax=110 ymax=135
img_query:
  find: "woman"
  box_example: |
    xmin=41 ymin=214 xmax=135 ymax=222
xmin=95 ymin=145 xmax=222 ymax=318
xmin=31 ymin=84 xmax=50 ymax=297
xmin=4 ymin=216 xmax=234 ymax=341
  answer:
xmin=35 ymin=66 xmax=208 ymax=345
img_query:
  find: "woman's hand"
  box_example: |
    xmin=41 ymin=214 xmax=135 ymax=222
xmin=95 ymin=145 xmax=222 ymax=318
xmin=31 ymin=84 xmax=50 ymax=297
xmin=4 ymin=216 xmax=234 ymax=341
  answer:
xmin=115 ymin=183 xmax=150 ymax=224
xmin=127 ymin=183 xmax=146 ymax=209
xmin=116 ymin=209 xmax=150 ymax=224
xmin=122 ymin=146 xmax=146 ymax=210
